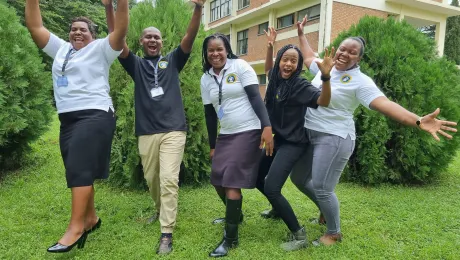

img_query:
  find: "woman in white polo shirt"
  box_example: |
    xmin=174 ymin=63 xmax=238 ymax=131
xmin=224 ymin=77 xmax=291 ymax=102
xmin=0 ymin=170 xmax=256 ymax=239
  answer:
xmin=291 ymin=17 xmax=457 ymax=246
xmin=200 ymin=33 xmax=273 ymax=257
xmin=25 ymin=0 xmax=128 ymax=253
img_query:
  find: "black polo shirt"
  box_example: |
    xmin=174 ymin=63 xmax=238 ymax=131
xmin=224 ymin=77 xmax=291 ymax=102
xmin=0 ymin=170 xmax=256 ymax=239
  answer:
xmin=119 ymin=46 xmax=190 ymax=136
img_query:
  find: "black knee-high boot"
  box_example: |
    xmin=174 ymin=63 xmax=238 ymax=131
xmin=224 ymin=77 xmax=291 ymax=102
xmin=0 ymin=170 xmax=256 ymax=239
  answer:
xmin=212 ymin=194 xmax=244 ymax=224
xmin=209 ymin=198 xmax=242 ymax=257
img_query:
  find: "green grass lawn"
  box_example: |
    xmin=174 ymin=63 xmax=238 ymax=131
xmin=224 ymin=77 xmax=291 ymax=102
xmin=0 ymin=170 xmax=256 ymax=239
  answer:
xmin=1 ymin=117 xmax=460 ymax=260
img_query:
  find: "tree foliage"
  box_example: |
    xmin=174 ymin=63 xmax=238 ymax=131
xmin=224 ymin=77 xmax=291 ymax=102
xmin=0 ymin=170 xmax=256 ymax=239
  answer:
xmin=0 ymin=2 xmax=53 ymax=170
xmin=444 ymin=0 xmax=460 ymax=64
xmin=109 ymin=0 xmax=210 ymax=188
xmin=330 ymin=16 xmax=460 ymax=184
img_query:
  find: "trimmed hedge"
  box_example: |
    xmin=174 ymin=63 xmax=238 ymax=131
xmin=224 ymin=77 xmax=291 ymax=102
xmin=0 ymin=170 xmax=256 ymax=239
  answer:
xmin=109 ymin=0 xmax=210 ymax=188
xmin=331 ymin=16 xmax=460 ymax=184
xmin=0 ymin=2 xmax=53 ymax=170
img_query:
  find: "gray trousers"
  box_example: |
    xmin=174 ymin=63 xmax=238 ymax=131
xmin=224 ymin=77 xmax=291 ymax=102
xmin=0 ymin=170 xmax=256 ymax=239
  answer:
xmin=290 ymin=129 xmax=355 ymax=234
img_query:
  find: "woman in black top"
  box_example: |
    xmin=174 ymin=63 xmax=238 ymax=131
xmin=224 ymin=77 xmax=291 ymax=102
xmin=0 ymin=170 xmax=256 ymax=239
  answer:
xmin=260 ymin=27 xmax=334 ymax=251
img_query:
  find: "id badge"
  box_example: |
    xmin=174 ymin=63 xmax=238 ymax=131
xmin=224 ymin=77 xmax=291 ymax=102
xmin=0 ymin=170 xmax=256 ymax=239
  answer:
xmin=57 ymin=76 xmax=68 ymax=87
xmin=150 ymin=87 xmax=164 ymax=98
xmin=217 ymin=106 xmax=224 ymax=119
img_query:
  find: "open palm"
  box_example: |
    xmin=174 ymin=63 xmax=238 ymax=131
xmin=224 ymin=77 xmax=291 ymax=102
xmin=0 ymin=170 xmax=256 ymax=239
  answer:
xmin=419 ymin=108 xmax=457 ymax=141
xmin=264 ymin=27 xmax=277 ymax=47
xmin=316 ymin=47 xmax=336 ymax=76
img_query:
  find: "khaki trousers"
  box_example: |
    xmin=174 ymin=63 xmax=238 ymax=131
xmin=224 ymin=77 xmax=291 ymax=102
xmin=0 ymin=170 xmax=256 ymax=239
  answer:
xmin=138 ymin=131 xmax=186 ymax=233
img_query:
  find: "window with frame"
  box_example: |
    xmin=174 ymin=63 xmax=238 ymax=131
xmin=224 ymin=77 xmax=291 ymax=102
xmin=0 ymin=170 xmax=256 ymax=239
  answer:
xmin=258 ymin=22 xmax=269 ymax=35
xmin=258 ymin=74 xmax=267 ymax=85
xmin=277 ymin=14 xmax=294 ymax=29
xmin=298 ymin=4 xmax=321 ymax=21
xmin=210 ymin=0 xmax=232 ymax=22
xmin=237 ymin=29 xmax=248 ymax=55
xmin=238 ymin=0 xmax=250 ymax=9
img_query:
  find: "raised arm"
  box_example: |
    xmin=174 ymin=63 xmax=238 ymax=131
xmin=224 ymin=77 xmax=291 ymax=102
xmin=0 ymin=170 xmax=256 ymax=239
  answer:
xmin=25 ymin=0 xmax=50 ymax=49
xmin=264 ymin=27 xmax=276 ymax=75
xmin=180 ymin=0 xmax=205 ymax=54
xmin=315 ymin=47 xmax=335 ymax=107
xmin=370 ymin=98 xmax=457 ymax=141
xmin=103 ymin=0 xmax=129 ymax=58
xmin=104 ymin=0 xmax=129 ymax=52
xmin=297 ymin=16 xmax=317 ymax=69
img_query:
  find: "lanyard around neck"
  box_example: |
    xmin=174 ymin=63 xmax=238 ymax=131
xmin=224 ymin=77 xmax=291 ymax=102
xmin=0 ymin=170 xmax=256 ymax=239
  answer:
xmin=213 ymin=69 xmax=227 ymax=106
xmin=147 ymin=56 xmax=163 ymax=88
xmin=61 ymin=48 xmax=75 ymax=76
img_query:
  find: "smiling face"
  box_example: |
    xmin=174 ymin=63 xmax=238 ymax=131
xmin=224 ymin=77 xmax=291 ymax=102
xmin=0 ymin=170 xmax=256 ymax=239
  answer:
xmin=140 ymin=27 xmax=163 ymax=57
xmin=279 ymin=48 xmax=299 ymax=79
xmin=69 ymin=21 xmax=94 ymax=50
xmin=206 ymin=38 xmax=228 ymax=72
xmin=334 ymin=39 xmax=362 ymax=71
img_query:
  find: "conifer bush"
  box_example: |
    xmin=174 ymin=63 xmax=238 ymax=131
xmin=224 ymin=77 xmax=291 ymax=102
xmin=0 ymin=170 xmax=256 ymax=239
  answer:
xmin=0 ymin=2 xmax=53 ymax=170
xmin=109 ymin=0 xmax=210 ymax=187
xmin=331 ymin=16 xmax=460 ymax=184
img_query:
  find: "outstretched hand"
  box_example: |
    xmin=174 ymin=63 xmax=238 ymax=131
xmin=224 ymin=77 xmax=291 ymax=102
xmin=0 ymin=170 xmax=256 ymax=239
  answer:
xmin=315 ymin=47 xmax=336 ymax=77
xmin=191 ymin=0 xmax=206 ymax=6
xmin=264 ymin=27 xmax=277 ymax=48
xmin=419 ymin=108 xmax=457 ymax=141
xmin=296 ymin=15 xmax=308 ymax=35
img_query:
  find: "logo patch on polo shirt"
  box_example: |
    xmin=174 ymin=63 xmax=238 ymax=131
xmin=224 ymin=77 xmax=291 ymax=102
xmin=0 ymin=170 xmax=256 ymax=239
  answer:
xmin=226 ymin=74 xmax=237 ymax=84
xmin=158 ymin=61 xmax=168 ymax=69
xmin=340 ymin=74 xmax=352 ymax=83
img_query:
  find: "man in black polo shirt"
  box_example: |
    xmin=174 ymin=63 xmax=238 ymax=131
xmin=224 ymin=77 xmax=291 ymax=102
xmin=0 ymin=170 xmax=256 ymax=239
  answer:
xmin=105 ymin=0 xmax=205 ymax=255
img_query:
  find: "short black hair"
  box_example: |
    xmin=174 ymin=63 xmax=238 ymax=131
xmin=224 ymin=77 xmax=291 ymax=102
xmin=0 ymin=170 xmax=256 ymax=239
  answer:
xmin=201 ymin=33 xmax=238 ymax=74
xmin=69 ymin=17 xmax=97 ymax=38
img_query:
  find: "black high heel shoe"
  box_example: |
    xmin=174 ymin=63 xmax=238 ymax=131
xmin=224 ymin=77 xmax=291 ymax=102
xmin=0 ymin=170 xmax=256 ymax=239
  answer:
xmin=86 ymin=218 xmax=101 ymax=234
xmin=47 ymin=232 xmax=88 ymax=253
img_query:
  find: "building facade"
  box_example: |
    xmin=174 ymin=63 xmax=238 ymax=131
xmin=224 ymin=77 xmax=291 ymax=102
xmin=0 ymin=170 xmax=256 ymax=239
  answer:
xmin=200 ymin=0 xmax=460 ymax=96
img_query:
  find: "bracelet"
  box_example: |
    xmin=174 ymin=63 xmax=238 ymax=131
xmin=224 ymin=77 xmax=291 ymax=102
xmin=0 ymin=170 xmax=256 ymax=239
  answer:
xmin=321 ymin=75 xmax=331 ymax=81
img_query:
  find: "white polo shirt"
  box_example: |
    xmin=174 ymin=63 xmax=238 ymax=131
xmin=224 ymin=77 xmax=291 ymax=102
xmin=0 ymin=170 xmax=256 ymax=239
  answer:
xmin=304 ymin=58 xmax=385 ymax=140
xmin=43 ymin=33 xmax=121 ymax=114
xmin=201 ymin=58 xmax=261 ymax=134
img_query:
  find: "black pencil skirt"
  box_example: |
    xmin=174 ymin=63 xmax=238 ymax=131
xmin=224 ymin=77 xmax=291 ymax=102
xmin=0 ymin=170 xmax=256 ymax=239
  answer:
xmin=58 ymin=108 xmax=116 ymax=188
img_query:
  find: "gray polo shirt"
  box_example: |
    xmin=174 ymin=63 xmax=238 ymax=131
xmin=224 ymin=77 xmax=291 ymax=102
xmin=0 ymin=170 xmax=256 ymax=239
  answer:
xmin=119 ymin=46 xmax=190 ymax=136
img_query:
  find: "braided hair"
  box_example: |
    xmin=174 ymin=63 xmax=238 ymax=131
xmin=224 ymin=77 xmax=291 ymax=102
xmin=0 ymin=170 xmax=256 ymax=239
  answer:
xmin=265 ymin=44 xmax=304 ymax=104
xmin=202 ymin=33 xmax=238 ymax=74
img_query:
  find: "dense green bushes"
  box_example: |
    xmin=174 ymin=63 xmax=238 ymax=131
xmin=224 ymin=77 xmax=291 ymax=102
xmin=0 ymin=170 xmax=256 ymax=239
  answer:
xmin=109 ymin=0 xmax=210 ymax=187
xmin=0 ymin=2 xmax=53 ymax=170
xmin=333 ymin=16 xmax=460 ymax=184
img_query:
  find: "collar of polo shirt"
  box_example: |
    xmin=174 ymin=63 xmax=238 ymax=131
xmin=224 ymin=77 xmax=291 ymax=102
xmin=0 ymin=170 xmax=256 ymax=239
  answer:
xmin=208 ymin=59 xmax=234 ymax=77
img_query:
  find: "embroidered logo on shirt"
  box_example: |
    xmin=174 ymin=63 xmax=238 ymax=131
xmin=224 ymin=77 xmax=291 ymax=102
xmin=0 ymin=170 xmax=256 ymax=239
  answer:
xmin=158 ymin=61 xmax=168 ymax=69
xmin=340 ymin=74 xmax=352 ymax=83
xmin=226 ymin=74 xmax=237 ymax=84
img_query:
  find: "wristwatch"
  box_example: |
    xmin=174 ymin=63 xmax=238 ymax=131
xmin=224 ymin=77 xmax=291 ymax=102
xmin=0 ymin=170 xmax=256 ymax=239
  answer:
xmin=321 ymin=75 xmax=331 ymax=81
xmin=416 ymin=116 xmax=423 ymax=127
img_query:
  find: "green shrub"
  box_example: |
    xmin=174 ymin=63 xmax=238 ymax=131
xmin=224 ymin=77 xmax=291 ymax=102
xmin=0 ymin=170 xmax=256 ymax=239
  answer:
xmin=0 ymin=2 xmax=53 ymax=170
xmin=109 ymin=0 xmax=210 ymax=188
xmin=331 ymin=16 xmax=460 ymax=184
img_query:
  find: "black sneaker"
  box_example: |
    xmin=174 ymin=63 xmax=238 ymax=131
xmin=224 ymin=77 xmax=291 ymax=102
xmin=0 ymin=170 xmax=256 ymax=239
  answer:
xmin=156 ymin=235 xmax=172 ymax=255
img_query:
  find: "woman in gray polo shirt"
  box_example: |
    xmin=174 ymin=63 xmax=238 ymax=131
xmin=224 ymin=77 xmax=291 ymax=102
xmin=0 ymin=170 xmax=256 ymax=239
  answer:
xmin=292 ymin=17 xmax=457 ymax=246
xmin=25 ymin=0 xmax=129 ymax=253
